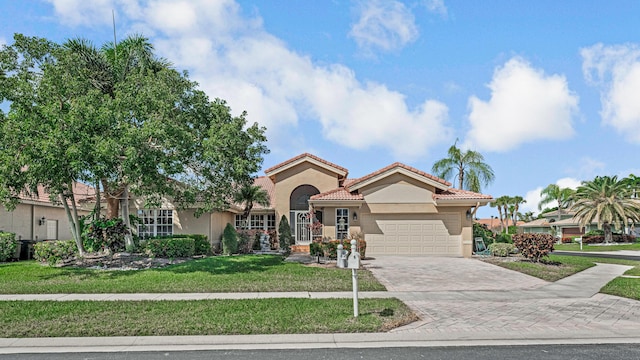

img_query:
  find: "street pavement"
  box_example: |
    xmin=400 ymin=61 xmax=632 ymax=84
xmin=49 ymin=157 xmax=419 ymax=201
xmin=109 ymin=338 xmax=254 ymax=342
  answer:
xmin=1 ymin=253 xmax=640 ymax=353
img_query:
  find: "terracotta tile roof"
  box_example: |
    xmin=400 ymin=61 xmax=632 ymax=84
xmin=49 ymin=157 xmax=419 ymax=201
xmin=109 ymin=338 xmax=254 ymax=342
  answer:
xmin=19 ymin=182 xmax=96 ymax=205
xmin=252 ymin=176 xmax=275 ymax=209
xmin=348 ymin=162 xmax=451 ymax=189
xmin=264 ymin=153 xmax=348 ymax=176
xmin=310 ymin=188 xmax=364 ymax=201
xmin=433 ymin=188 xmax=493 ymax=200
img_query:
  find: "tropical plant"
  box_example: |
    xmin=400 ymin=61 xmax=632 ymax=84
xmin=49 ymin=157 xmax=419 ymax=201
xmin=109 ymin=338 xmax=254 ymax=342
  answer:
xmin=512 ymin=233 xmax=555 ymax=262
xmin=233 ymin=184 xmax=270 ymax=229
xmin=509 ymin=196 xmax=526 ymax=227
xmin=490 ymin=195 xmax=510 ymax=233
xmin=431 ymin=140 xmax=494 ymax=193
xmin=538 ymin=184 xmax=574 ymax=220
xmin=569 ymin=175 xmax=640 ymax=244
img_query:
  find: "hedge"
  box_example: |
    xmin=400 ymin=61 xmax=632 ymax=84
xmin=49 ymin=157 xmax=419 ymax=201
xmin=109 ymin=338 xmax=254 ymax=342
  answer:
xmin=143 ymin=238 xmax=196 ymax=258
xmin=512 ymin=233 xmax=555 ymax=262
xmin=581 ymin=234 xmax=636 ymax=244
xmin=0 ymin=232 xmax=18 ymax=262
xmin=315 ymin=239 xmax=367 ymax=259
xmin=33 ymin=240 xmax=78 ymax=265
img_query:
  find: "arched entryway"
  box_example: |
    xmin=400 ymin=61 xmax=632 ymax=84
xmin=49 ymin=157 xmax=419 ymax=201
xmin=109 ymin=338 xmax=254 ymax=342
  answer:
xmin=289 ymin=185 xmax=319 ymax=244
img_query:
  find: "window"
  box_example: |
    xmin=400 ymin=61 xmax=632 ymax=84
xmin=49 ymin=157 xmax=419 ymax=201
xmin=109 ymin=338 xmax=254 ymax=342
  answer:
xmin=250 ymin=214 xmax=264 ymax=229
xmin=336 ymin=208 xmax=349 ymax=240
xmin=267 ymin=214 xmax=276 ymax=229
xmin=137 ymin=209 xmax=173 ymax=238
xmin=234 ymin=213 xmax=275 ymax=230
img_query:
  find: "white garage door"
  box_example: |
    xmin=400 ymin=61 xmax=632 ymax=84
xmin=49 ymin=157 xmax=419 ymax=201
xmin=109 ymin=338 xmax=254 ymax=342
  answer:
xmin=365 ymin=219 xmax=461 ymax=256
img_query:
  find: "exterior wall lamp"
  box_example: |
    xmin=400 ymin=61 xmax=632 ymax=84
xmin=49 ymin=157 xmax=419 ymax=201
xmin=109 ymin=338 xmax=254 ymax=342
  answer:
xmin=352 ymin=212 xmax=358 ymax=221
xmin=38 ymin=216 xmax=46 ymax=226
xmin=466 ymin=210 xmax=472 ymax=220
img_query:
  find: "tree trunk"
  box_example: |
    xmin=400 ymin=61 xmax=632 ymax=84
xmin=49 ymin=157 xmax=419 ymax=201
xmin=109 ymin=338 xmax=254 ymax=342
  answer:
xmin=60 ymin=193 xmax=86 ymax=256
xmin=121 ymin=183 xmax=134 ymax=251
xmin=93 ymin=178 xmax=101 ymax=221
xmin=604 ymin=223 xmax=612 ymax=244
xmin=102 ymin=179 xmax=121 ymax=219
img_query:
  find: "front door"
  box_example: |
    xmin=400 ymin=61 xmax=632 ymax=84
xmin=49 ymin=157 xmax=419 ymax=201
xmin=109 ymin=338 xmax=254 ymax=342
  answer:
xmin=291 ymin=211 xmax=312 ymax=245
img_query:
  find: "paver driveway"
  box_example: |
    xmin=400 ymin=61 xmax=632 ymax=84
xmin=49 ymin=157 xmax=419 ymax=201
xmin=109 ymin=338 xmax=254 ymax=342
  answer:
xmin=363 ymin=256 xmax=640 ymax=340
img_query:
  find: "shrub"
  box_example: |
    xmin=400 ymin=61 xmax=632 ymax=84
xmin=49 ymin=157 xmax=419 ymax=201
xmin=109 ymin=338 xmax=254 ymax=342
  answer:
xmin=143 ymin=238 xmax=195 ymax=258
xmin=512 ymin=233 xmax=555 ymax=262
xmin=323 ymin=238 xmax=367 ymax=259
xmin=170 ymin=234 xmax=211 ymax=255
xmin=561 ymin=237 xmax=573 ymax=244
xmin=222 ymin=223 xmax=239 ymax=255
xmin=278 ymin=215 xmax=292 ymax=255
xmin=33 ymin=240 xmax=78 ymax=265
xmin=494 ymin=232 xmax=513 ymax=244
xmin=582 ymin=234 xmax=636 ymax=244
xmin=584 ymin=229 xmax=604 ymax=236
xmin=489 ymin=243 xmax=516 ymax=257
xmin=0 ymin=232 xmax=18 ymax=262
xmin=237 ymin=230 xmax=252 ymax=254
xmin=473 ymin=223 xmax=494 ymax=244
xmin=309 ymin=241 xmax=324 ymax=257
xmin=83 ymin=217 xmax=129 ymax=253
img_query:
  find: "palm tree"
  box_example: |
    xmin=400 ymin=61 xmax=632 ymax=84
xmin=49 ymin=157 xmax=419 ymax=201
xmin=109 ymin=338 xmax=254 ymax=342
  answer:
xmin=233 ymin=184 xmax=270 ymax=228
xmin=432 ymin=140 xmax=495 ymax=193
xmin=510 ymin=196 xmax=526 ymax=227
xmin=569 ymin=176 xmax=640 ymax=244
xmin=490 ymin=195 xmax=511 ymax=233
xmin=538 ymin=184 xmax=574 ymax=220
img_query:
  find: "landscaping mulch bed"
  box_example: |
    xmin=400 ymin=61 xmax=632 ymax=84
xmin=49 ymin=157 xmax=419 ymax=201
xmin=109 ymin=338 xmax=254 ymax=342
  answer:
xmin=58 ymin=252 xmax=194 ymax=270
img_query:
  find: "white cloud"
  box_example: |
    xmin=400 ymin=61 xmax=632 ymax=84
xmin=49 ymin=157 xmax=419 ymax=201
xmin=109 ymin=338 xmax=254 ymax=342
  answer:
xmin=582 ymin=43 xmax=640 ymax=142
xmin=46 ymin=0 xmax=451 ymax=158
xmin=424 ymin=0 xmax=448 ymax=17
xmin=349 ymin=0 xmax=419 ymax=54
xmin=45 ymin=0 xmax=114 ymax=26
xmin=522 ymin=177 xmax=582 ymax=215
xmin=464 ymin=57 xmax=579 ymax=152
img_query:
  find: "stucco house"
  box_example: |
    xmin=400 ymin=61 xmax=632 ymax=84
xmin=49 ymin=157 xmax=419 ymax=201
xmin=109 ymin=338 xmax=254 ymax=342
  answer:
xmin=239 ymin=153 xmax=493 ymax=257
xmin=3 ymin=153 xmax=494 ymax=258
xmin=519 ymin=209 xmax=598 ymax=238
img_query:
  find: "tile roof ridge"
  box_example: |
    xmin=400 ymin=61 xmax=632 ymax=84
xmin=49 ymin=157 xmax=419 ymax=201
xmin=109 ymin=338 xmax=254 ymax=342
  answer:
xmin=264 ymin=153 xmax=348 ymax=175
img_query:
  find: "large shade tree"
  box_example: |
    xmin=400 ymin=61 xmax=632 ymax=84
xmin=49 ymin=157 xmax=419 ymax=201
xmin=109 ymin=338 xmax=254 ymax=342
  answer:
xmin=432 ymin=141 xmax=494 ymax=193
xmin=0 ymin=34 xmax=268 ymax=252
xmin=569 ymin=176 xmax=640 ymax=244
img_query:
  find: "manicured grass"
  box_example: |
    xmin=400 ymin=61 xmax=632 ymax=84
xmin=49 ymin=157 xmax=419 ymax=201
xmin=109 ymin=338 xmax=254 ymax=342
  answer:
xmin=554 ymin=243 xmax=640 ymax=252
xmin=0 ymin=255 xmax=386 ymax=294
xmin=0 ymin=298 xmax=417 ymax=338
xmin=484 ymin=255 xmax=640 ymax=282
xmin=601 ymin=278 xmax=640 ymax=300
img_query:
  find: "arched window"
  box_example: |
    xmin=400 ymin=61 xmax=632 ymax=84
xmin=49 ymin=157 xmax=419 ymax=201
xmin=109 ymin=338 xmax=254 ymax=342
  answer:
xmin=289 ymin=185 xmax=320 ymax=210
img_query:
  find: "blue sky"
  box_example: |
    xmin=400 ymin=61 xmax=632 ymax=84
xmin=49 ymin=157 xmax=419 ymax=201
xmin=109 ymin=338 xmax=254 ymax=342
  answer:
xmin=2 ymin=0 xmax=640 ymax=218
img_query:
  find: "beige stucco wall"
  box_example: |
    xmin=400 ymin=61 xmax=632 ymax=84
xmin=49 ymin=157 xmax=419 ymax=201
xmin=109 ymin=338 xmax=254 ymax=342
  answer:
xmin=130 ymin=196 xmax=234 ymax=249
xmin=312 ymin=205 xmax=362 ymax=240
xmin=0 ymin=202 xmax=89 ymax=241
xmin=272 ymin=163 xmax=340 ymax=223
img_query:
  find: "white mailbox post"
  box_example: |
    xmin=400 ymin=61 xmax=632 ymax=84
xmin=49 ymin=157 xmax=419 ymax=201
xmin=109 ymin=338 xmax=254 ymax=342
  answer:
xmin=347 ymin=239 xmax=361 ymax=317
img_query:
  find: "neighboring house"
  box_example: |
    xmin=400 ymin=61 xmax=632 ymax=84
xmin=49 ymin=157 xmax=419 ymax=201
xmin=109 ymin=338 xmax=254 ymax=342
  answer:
xmin=0 ymin=183 xmax=95 ymax=256
xmin=519 ymin=209 xmax=596 ymax=238
xmin=475 ymin=218 xmax=524 ymax=233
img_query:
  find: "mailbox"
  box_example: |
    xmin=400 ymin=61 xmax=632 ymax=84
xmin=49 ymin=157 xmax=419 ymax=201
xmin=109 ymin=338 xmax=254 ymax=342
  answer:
xmin=336 ymin=244 xmax=347 ymax=268
xmin=347 ymin=240 xmax=361 ymax=269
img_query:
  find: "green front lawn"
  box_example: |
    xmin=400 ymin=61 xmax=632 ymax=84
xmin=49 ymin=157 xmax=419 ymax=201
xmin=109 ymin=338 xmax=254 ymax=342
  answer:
xmin=486 ymin=255 xmax=640 ymax=300
xmin=554 ymin=243 xmax=640 ymax=252
xmin=0 ymin=255 xmax=386 ymax=294
xmin=0 ymin=298 xmax=417 ymax=338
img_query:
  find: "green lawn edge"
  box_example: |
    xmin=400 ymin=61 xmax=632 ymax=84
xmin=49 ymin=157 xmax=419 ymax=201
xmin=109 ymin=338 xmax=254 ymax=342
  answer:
xmin=0 ymin=255 xmax=386 ymax=294
xmin=0 ymin=298 xmax=417 ymax=338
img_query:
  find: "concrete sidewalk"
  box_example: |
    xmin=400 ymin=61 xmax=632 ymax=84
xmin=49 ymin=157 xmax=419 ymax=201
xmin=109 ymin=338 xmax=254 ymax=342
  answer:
xmin=1 ymin=260 xmax=639 ymax=353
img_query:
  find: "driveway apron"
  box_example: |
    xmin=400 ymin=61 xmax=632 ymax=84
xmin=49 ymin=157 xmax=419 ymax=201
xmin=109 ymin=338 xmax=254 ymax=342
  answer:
xmin=363 ymin=256 xmax=640 ymax=339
